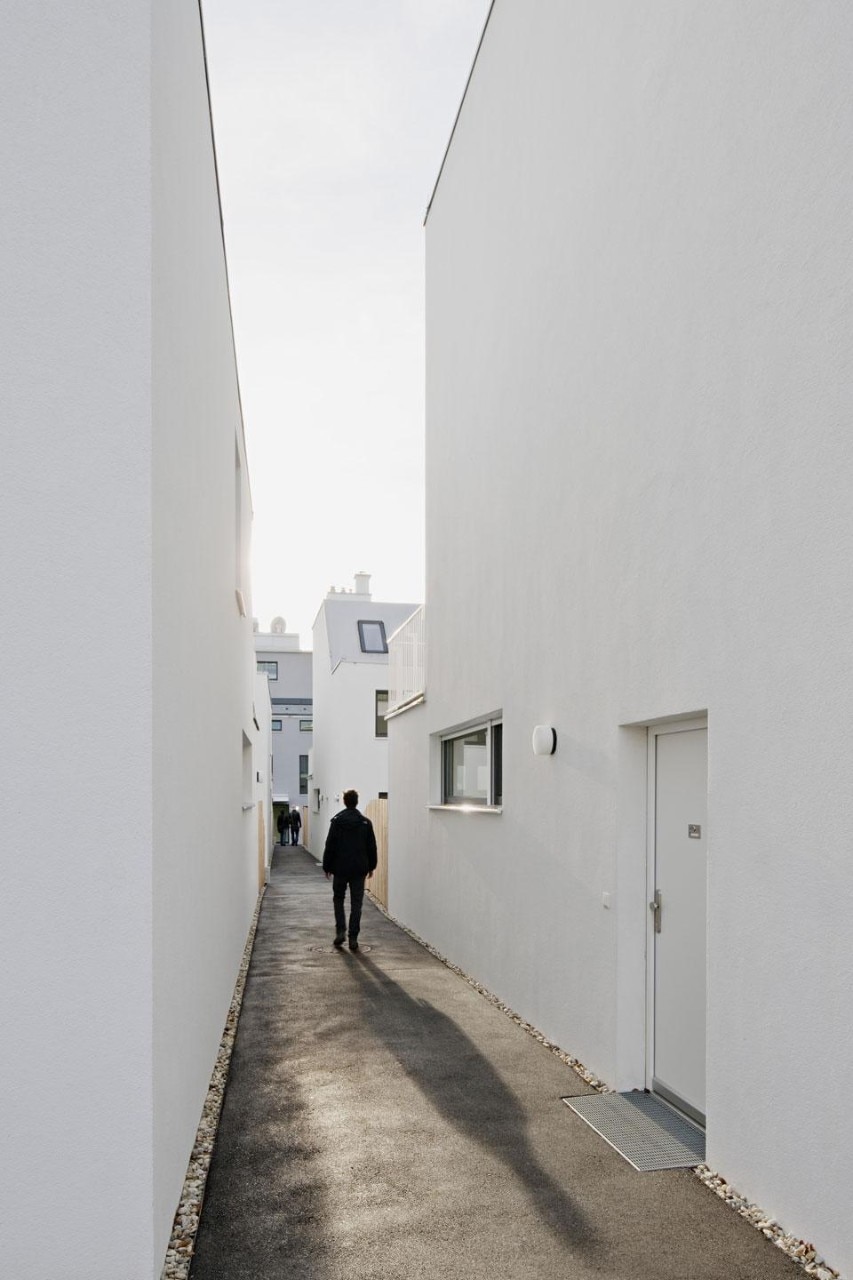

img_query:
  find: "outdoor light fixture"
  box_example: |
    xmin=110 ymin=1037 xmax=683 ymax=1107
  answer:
xmin=532 ymin=725 xmax=557 ymax=756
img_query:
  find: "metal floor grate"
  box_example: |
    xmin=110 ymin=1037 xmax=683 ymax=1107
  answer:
xmin=562 ymin=1090 xmax=705 ymax=1171
xmin=305 ymin=944 xmax=373 ymax=954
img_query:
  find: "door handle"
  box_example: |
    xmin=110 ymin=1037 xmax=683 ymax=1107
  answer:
xmin=649 ymin=890 xmax=662 ymax=933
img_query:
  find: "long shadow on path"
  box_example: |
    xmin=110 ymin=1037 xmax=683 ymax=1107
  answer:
xmin=189 ymin=852 xmax=600 ymax=1279
xmin=344 ymin=948 xmax=601 ymax=1262
xmin=187 ymin=851 xmax=805 ymax=1280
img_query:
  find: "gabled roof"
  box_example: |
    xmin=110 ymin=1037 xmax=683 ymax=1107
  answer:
xmin=322 ymin=599 xmax=420 ymax=672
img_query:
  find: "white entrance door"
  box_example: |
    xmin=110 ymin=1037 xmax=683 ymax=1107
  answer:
xmin=648 ymin=723 xmax=708 ymax=1125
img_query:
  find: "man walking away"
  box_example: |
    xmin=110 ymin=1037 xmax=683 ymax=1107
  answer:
xmin=276 ymin=809 xmax=287 ymax=847
xmin=289 ymin=807 xmax=302 ymax=846
xmin=322 ymin=789 xmax=377 ymax=951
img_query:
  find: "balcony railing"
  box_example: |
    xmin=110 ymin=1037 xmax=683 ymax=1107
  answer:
xmin=387 ymin=606 xmax=425 ymax=715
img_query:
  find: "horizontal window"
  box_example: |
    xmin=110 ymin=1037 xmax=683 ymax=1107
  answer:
xmin=442 ymin=719 xmax=502 ymax=807
xmin=257 ymin=660 xmax=278 ymax=680
xmin=358 ymin=619 xmax=387 ymax=653
xmin=271 ymin=719 xmax=282 ymax=731
xmin=299 ymin=719 xmax=313 ymax=732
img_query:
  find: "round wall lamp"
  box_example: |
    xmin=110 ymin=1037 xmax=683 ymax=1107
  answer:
xmin=532 ymin=725 xmax=557 ymax=756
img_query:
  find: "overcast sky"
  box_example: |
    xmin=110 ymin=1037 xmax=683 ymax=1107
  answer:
xmin=201 ymin=0 xmax=492 ymax=645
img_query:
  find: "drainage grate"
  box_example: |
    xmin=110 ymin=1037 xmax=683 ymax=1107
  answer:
xmin=562 ymin=1090 xmax=705 ymax=1171
xmin=305 ymin=944 xmax=373 ymax=954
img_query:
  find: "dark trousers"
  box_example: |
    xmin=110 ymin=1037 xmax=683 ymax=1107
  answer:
xmin=333 ymin=873 xmax=365 ymax=940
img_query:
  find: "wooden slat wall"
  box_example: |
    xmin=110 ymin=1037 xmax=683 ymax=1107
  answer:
xmin=365 ymin=797 xmax=389 ymax=909
xmin=257 ymin=807 xmax=266 ymax=891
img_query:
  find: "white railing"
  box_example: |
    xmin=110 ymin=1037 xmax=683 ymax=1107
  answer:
xmin=387 ymin=606 xmax=425 ymax=714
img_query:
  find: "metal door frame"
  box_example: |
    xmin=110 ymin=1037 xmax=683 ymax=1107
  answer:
xmin=645 ymin=717 xmax=708 ymax=1119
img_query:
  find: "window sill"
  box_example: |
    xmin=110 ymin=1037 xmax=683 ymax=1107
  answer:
xmin=428 ymin=804 xmax=502 ymax=815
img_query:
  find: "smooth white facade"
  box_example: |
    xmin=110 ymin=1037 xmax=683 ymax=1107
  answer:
xmin=389 ymin=3 xmax=853 ymax=1274
xmin=1 ymin=5 xmax=262 ymax=1277
xmin=309 ymin=578 xmax=418 ymax=858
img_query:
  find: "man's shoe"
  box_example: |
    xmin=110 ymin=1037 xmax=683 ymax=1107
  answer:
xmin=333 ymin=935 xmax=345 ymax=949
xmin=348 ymin=938 xmax=359 ymax=951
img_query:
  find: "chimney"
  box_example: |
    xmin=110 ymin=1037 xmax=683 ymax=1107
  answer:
xmin=353 ymin=572 xmax=371 ymax=599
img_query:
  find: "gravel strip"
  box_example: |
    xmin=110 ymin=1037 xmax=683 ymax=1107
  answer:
xmin=370 ymin=892 xmax=843 ymax=1280
xmin=692 ymin=1167 xmax=841 ymax=1279
xmin=160 ymin=888 xmax=266 ymax=1280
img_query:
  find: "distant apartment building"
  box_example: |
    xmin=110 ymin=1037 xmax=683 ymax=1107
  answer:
xmin=1 ymin=4 xmax=268 ymax=1277
xmin=308 ymin=574 xmax=418 ymax=859
xmin=254 ymin=617 xmax=313 ymax=838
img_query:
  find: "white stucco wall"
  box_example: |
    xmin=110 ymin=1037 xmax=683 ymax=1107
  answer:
xmin=391 ymin=2 xmax=853 ymax=1273
xmin=310 ymin=665 xmax=391 ymax=858
xmin=309 ymin=607 xmax=397 ymax=859
xmin=1 ymin=5 xmax=260 ymax=1277
xmin=0 ymin=5 xmax=155 ymax=1277
xmin=254 ymin=644 xmax=313 ymax=804
xmin=152 ymin=0 xmax=258 ymax=1267
xmin=275 ymin=709 xmax=312 ymax=804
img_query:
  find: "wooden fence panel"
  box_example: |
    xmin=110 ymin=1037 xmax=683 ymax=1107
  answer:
xmin=365 ymin=797 xmax=388 ymax=909
xmin=257 ymin=807 xmax=266 ymax=891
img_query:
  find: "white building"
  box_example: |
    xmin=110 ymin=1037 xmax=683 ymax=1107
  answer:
xmin=254 ymin=617 xmax=313 ymax=837
xmin=309 ymin=574 xmax=418 ymax=859
xmin=388 ymin=3 xmax=853 ymax=1276
xmin=1 ymin=4 xmax=268 ymax=1277
xmin=254 ymin=670 xmax=275 ymax=882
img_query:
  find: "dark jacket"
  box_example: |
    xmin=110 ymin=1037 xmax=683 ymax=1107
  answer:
xmin=322 ymin=807 xmax=378 ymax=878
xmin=290 ymin=809 xmax=301 ymax=831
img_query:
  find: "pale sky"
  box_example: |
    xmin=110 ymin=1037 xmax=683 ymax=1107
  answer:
xmin=201 ymin=0 xmax=492 ymax=646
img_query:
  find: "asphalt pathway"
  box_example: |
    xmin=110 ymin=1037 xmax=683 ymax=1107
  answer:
xmin=189 ymin=846 xmax=801 ymax=1280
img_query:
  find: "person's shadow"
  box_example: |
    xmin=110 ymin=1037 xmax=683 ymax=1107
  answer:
xmin=345 ymin=951 xmax=601 ymax=1262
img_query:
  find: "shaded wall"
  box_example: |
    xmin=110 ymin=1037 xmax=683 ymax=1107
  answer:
xmin=0 ymin=4 xmax=261 ymax=1276
xmin=152 ymin=0 xmax=259 ymax=1265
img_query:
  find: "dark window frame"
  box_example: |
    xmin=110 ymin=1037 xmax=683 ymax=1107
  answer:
xmin=441 ymin=719 xmax=503 ymax=808
xmin=375 ymin=689 xmax=389 ymax=738
xmin=257 ymin=660 xmax=278 ymax=680
xmin=357 ymin=619 xmax=388 ymax=654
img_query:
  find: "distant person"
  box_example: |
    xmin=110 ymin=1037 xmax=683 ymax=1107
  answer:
xmin=276 ymin=810 xmax=287 ymax=847
xmin=289 ymin=807 xmax=302 ymax=846
xmin=322 ymin=789 xmax=377 ymax=951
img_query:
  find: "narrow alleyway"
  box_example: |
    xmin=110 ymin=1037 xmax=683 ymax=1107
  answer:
xmin=189 ymin=848 xmax=801 ymax=1280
